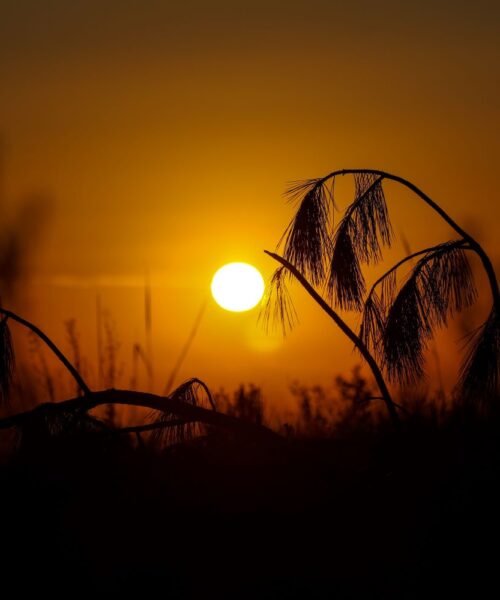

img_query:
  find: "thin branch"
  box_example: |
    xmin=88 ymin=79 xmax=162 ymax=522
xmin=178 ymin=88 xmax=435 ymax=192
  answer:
xmin=0 ymin=308 xmax=91 ymax=395
xmin=0 ymin=386 xmax=281 ymax=441
xmin=264 ymin=250 xmax=399 ymax=424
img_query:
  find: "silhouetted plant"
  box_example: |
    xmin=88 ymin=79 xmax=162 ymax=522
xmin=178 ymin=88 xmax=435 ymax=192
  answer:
xmin=289 ymin=367 xmax=378 ymax=436
xmin=264 ymin=168 xmax=500 ymax=415
xmin=0 ymin=308 xmax=280 ymax=446
xmin=0 ymin=307 xmax=89 ymax=399
xmin=151 ymin=378 xmax=216 ymax=447
xmin=216 ymin=384 xmax=265 ymax=426
xmin=291 ymin=382 xmax=332 ymax=436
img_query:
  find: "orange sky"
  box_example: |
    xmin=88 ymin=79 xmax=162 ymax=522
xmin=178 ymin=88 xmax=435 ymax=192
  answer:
xmin=1 ymin=0 xmax=499 ymax=407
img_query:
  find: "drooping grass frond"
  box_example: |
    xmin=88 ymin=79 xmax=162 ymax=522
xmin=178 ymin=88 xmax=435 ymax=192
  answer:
xmin=359 ymin=292 xmax=385 ymax=351
xmin=352 ymin=173 xmax=392 ymax=262
xmin=383 ymin=241 xmax=477 ymax=384
xmin=328 ymin=174 xmax=392 ymax=311
xmin=380 ymin=269 xmax=397 ymax=309
xmin=359 ymin=253 xmax=420 ymax=358
xmin=259 ymin=266 xmax=298 ymax=335
xmin=280 ymin=179 xmax=333 ymax=286
xmin=0 ymin=317 xmax=15 ymax=405
xmin=458 ymin=308 xmax=500 ymax=405
xmin=328 ymin=222 xmax=365 ymax=310
xmin=422 ymin=242 xmax=477 ymax=318
xmin=383 ymin=275 xmax=431 ymax=383
xmin=18 ymin=407 xmax=107 ymax=450
xmin=42 ymin=409 xmax=107 ymax=437
xmin=285 ymin=176 xmax=335 ymax=206
xmin=152 ymin=378 xmax=216 ymax=447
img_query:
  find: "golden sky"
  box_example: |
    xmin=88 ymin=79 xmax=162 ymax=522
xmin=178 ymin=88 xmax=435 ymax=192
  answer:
xmin=1 ymin=0 xmax=499 ymax=405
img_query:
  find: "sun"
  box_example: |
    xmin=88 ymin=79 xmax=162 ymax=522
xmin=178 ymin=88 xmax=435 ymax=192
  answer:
xmin=211 ymin=262 xmax=265 ymax=312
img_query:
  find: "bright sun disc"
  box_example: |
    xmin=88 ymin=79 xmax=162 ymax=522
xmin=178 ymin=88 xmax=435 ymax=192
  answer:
xmin=211 ymin=263 xmax=265 ymax=312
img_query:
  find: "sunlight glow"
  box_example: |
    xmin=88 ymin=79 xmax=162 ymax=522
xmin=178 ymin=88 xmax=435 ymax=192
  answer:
xmin=211 ymin=263 xmax=265 ymax=312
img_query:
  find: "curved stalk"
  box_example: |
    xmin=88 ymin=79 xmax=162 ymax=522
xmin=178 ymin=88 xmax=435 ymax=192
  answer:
xmin=318 ymin=169 xmax=500 ymax=309
xmin=0 ymin=387 xmax=282 ymax=442
xmin=0 ymin=308 xmax=91 ymax=396
xmin=365 ymin=240 xmax=471 ymax=304
xmin=264 ymin=250 xmax=400 ymax=424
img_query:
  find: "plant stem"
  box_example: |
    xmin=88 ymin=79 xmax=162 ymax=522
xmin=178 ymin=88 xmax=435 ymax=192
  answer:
xmin=265 ymin=251 xmax=400 ymax=424
xmin=320 ymin=169 xmax=500 ymax=309
xmin=0 ymin=387 xmax=282 ymax=441
xmin=0 ymin=308 xmax=91 ymax=396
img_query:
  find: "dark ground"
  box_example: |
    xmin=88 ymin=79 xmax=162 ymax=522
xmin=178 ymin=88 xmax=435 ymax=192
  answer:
xmin=1 ymin=418 xmax=499 ymax=598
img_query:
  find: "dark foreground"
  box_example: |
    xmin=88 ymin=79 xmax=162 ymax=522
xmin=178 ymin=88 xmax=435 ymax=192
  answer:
xmin=1 ymin=418 xmax=499 ymax=598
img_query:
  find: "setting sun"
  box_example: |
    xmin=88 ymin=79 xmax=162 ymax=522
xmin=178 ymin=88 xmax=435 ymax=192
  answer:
xmin=211 ymin=262 xmax=265 ymax=312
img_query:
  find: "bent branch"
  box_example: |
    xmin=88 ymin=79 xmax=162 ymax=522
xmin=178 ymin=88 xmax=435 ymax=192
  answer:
xmin=264 ymin=250 xmax=400 ymax=424
xmin=0 ymin=308 xmax=91 ymax=395
xmin=0 ymin=387 xmax=282 ymax=442
xmin=318 ymin=169 xmax=500 ymax=309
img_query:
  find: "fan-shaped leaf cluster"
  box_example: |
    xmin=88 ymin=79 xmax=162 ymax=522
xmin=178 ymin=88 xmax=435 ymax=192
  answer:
xmin=260 ymin=266 xmax=297 ymax=335
xmin=279 ymin=173 xmax=392 ymax=314
xmin=328 ymin=174 xmax=392 ymax=311
xmin=151 ymin=378 xmax=216 ymax=447
xmin=360 ymin=241 xmax=477 ymax=384
xmin=459 ymin=307 xmax=500 ymax=404
xmin=281 ymin=179 xmax=332 ymax=286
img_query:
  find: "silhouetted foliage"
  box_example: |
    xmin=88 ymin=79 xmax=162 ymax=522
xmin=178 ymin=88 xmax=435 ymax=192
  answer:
xmin=459 ymin=307 xmax=500 ymax=408
xmin=217 ymin=384 xmax=265 ymax=426
xmin=291 ymin=367 xmax=377 ymax=436
xmin=281 ymin=178 xmax=333 ymax=286
xmin=260 ymin=266 xmax=297 ymax=335
xmin=380 ymin=241 xmax=477 ymax=383
xmin=151 ymin=378 xmax=216 ymax=447
xmin=328 ymin=174 xmax=392 ymax=310
xmin=266 ymin=168 xmax=500 ymax=411
xmin=0 ymin=307 xmax=280 ymax=451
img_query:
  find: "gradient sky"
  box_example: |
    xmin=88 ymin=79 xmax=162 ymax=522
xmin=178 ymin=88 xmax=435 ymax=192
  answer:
xmin=1 ymin=0 xmax=499 ymax=406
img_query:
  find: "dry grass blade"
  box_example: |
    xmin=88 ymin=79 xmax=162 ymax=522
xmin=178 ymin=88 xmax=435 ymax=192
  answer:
xmin=383 ymin=276 xmax=431 ymax=383
xmin=380 ymin=269 xmax=397 ymax=309
xmin=151 ymin=378 xmax=216 ymax=447
xmin=328 ymin=174 xmax=392 ymax=311
xmin=280 ymin=179 xmax=332 ymax=286
xmin=422 ymin=243 xmax=477 ymax=317
xmin=259 ymin=266 xmax=298 ymax=335
xmin=18 ymin=407 xmax=107 ymax=450
xmin=359 ymin=293 xmax=385 ymax=352
xmin=42 ymin=409 xmax=107 ymax=437
xmin=352 ymin=173 xmax=392 ymax=262
xmin=383 ymin=242 xmax=477 ymax=384
xmin=0 ymin=317 xmax=14 ymax=405
xmin=458 ymin=307 xmax=500 ymax=405
xmin=328 ymin=223 xmax=365 ymax=310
